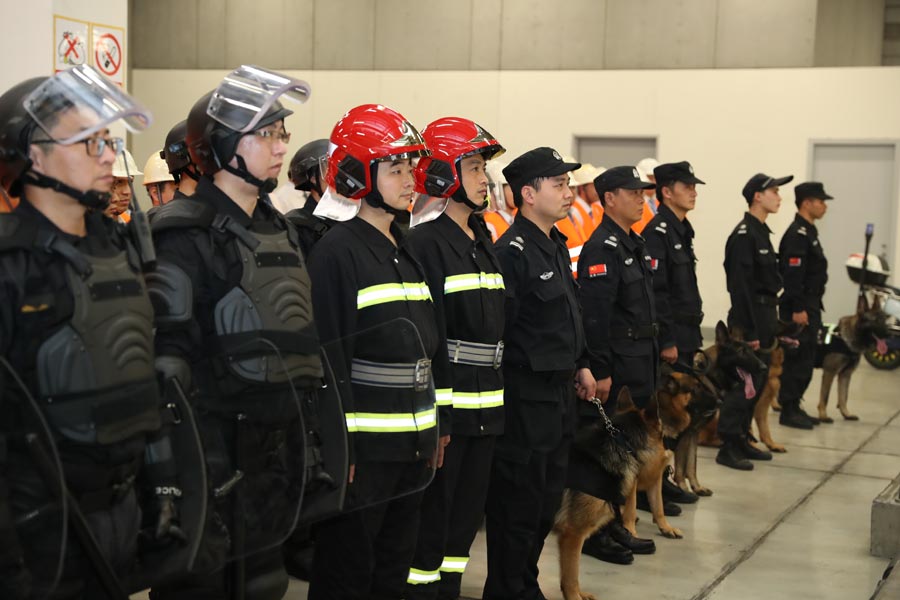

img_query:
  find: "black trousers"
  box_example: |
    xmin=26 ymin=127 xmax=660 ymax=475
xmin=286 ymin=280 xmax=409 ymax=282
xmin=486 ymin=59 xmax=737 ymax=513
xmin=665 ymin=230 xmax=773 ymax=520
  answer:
xmin=717 ymin=351 xmax=771 ymax=438
xmin=307 ymin=464 xmax=425 ymax=600
xmin=778 ymin=309 xmax=821 ymax=410
xmin=406 ymin=434 xmax=496 ymax=600
xmin=149 ymin=547 xmax=288 ymax=600
xmin=482 ymin=435 xmax=571 ymax=600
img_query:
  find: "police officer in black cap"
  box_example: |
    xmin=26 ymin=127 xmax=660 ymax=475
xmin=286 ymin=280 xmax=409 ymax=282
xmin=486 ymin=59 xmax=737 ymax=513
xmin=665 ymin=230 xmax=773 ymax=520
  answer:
xmin=483 ymin=147 xmax=595 ymax=600
xmin=718 ymin=173 xmax=792 ymax=470
xmin=284 ymin=138 xmax=332 ymax=256
xmin=568 ymin=165 xmax=659 ymax=563
xmin=777 ymin=181 xmax=832 ymax=428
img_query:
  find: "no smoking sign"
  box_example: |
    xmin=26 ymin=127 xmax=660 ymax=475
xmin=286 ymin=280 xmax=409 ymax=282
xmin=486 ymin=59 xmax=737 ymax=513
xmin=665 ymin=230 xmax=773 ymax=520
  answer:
xmin=92 ymin=25 xmax=125 ymax=85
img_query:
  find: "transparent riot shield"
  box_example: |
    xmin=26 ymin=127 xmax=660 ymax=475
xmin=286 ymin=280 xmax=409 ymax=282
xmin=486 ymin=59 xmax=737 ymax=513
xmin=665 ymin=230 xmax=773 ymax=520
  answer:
xmin=126 ymin=377 xmax=208 ymax=592
xmin=320 ymin=317 xmax=438 ymax=513
xmin=0 ymin=357 xmax=68 ymax=600
xmin=191 ymin=334 xmax=308 ymax=575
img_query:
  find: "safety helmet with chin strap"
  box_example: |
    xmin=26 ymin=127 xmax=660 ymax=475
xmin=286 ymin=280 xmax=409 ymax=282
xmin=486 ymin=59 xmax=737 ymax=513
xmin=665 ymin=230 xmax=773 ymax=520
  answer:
xmin=0 ymin=65 xmax=152 ymax=209
xmin=288 ymin=138 xmax=329 ymax=194
xmin=185 ymin=65 xmax=310 ymax=193
xmin=160 ymin=119 xmax=198 ymax=183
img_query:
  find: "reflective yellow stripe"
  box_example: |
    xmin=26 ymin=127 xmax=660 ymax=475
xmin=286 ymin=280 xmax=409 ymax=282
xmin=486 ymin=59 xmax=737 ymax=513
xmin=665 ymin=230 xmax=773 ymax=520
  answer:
xmin=451 ymin=389 xmax=504 ymax=410
xmin=407 ymin=568 xmax=441 ymax=584
xmin=357 ymin=282 xmax=432 ymax=309
xmin=435 ymin=388 xmax=454 ymax=406
xmin=443 ymin=272 xmax=505 ymax=295
xmin=345 ymin=407 xmax=437 ymax=432
xmin=440 ymin=556 xmax=468 ymax=573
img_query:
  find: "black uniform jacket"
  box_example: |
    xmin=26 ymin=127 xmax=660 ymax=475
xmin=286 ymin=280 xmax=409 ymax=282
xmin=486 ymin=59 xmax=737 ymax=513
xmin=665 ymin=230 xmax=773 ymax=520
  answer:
xmin=578 ymin=214 xmax=657 ymax=401
xmin=494 ymin=213 xmax=587 ymax=456
xmin=778 ymin=213 xmax=827 ymax=315
xmin=643 ymin=204 xmax=703 ymax=353
xmin=723 ymin=212 xmax=782 ymax=344
xmin=406 ymin=212 xmax=505 ymax=437
xmin=307 ymin=217 xmax=449 ymax=464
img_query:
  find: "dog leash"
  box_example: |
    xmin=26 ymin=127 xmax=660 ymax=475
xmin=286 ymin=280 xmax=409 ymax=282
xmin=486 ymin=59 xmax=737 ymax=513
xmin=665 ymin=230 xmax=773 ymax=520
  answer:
xmin=588 ymin=397 xmax=637 ymax=456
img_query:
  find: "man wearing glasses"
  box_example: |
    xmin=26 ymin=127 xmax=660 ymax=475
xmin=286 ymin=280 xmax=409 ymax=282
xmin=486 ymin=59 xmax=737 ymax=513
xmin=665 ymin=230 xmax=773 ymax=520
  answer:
xmin=0 ymin=67 xmax=181 ymax=599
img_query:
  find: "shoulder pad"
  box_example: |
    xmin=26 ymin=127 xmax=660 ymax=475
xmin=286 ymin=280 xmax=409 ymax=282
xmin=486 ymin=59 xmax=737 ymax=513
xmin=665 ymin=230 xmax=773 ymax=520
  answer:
xmin=603 ymin=235 xmax=618 ymax=248
xmin=0 ymin=213 xmax=35 ymax=252
xmin=508 ymin=235 xmax=525 ymax=252
xmin=145 ymin=262 xmax=193 ymax=324
xmin=653 ymin=225 xmax=667 ymax=234
xmin=150 ymin=198 xmax=216 ymax=234
xmin=797 ymin=226 xmax=807 ymax=236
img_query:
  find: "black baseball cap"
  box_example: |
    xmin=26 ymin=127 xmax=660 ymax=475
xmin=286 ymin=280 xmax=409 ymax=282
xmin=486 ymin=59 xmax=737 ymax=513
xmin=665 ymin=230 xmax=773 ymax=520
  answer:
xmin=794 ymin=181 xmax=833 ymax=206
xmin=594 ymin=165 xmax=656 ymax=197
xmin=742 ymin=172 xmax=793 ymax=203
xmin=653 ymin=161 xmax=705 ymax=185
xmin=502 ymin=147 xmax=581 ymax=191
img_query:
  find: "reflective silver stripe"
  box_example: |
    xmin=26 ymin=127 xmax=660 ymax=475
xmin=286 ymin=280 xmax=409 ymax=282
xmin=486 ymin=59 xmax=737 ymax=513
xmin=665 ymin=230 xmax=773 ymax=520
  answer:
xmin=351 ymin=408 xmax=436 ymax=432
xmin=452 ymin=390 xmax=504 ymax=410
xmin=435 ymin=388 xmax=453 ymax=406
xmin=444 ymin=272 xmax=505 ymax=295
xmin=351 ymin=358 xmax=432 ymax=390
xmin=447 ymin=339 xmax=504 ymax=368
xmin=357 ymin=282 xmax=432 ymax=309
xmin=440 ymin=556 xmax=469 ymax=573
xmin=407 ymin=568 xmax=441 ymax=584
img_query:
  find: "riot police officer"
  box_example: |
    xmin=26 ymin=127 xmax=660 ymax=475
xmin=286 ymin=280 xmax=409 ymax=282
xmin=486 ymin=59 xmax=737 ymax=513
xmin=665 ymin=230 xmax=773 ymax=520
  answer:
xmin=160 ymin=119 xmax=200 ymax=199
xmin=483 ymin=147 xmax=596 ymax=600
xmin=569 ymin=166 xmax=658 ymax=564
xmin=0 ymin=66 xmax=182 ymax=599
xmin=148 ymin=66 xmax=322 ymax=600
xmin=719 ymin=173 xmax=792 ymax=470
xmin=283 ymin=138 xmax=332 ymax=256
xmin=778 ymin=181 xmax=832 ymax=428
xmin=405 ymin=117 xmax=506 ymax=600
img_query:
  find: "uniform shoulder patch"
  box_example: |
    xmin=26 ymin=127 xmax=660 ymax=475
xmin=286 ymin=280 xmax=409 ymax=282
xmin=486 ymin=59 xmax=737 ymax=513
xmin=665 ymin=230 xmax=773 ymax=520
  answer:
xmin=508 ymin=235 xmax=525 ymax=252
xmin=603 ymin=237 xmax=618 ymax=248
xmin=797 ymin=226 xmax=807 ymax=236
xmin=788 ymin=257 xmax=802 ymax=267
xmin=587 ymin=263 xmax=608 ymax=277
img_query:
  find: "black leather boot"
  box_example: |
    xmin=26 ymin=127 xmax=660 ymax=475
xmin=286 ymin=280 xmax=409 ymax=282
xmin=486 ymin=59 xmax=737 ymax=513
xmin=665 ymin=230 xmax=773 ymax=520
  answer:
xmin=716 ymin=438 xmax=753 ymax=470
xmin=740 ymin=436 xmax=773 ymax=461
xmin=581 ymin=529 xmax=634 ymax=565
xmin=662 ymin=466 xmax=699 ymax=504
xmin=607 ymin=521 xmax=656 ymax=554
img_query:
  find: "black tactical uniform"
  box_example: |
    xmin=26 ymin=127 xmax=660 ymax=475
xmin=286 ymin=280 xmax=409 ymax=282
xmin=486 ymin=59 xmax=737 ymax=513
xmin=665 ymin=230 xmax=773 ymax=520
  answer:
xmin=0 ymin=202 xmax=162 ymax=599
xmin=484 ymin=192 xmax=587 ymax=600
xmin=284 ymin=197 xmax=332 ymax=257
xmin=778 ymin=182 xmax=832 ymax=424
xmin=306 ymin=217 xmax=446 ymax=600
xmin=405 ymin=212 xmax=505 ymax=599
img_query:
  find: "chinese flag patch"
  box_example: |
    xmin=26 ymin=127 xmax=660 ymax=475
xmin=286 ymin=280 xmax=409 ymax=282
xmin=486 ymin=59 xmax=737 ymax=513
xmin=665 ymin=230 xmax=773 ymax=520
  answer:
xmin=789 ymin=257 xmax=802 ymax=267
xmin=588 ymin=264 xmax=608 ymax=278
xmin=650 ymin=258 xmax=659 ymax=271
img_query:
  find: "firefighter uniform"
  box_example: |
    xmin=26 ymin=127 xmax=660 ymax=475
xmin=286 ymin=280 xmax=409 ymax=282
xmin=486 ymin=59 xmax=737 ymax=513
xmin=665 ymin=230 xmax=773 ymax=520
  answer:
xmin=306 ymin=217 xmax=448 ymax=600
xmin=778 ymin=182 xmax=832 ymax=423
xmin=405 ymin=212 xmax=505 ymax=599
xmin=484 ymin=174 xmax=588 ymax=600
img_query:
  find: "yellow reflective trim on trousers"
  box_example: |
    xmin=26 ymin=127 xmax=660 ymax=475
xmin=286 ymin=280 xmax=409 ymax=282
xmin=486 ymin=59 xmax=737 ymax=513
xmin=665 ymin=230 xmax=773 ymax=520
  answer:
xmin=407 ymin=567 xmax=441 ymax=584
xmin=357 ymin=282 xmax=432 ymax=309
xmin=440 ymin=556 xmax=469 ymax=573
xmin=451 ymin=389 xmax=504 ymax=410
xmin=443 ymin=272 xmax=505 ymax=295
xmin=435 ymin=388 xmax=454 ymax=406
xmin=345 ymin=407 xmax=437 ymax=432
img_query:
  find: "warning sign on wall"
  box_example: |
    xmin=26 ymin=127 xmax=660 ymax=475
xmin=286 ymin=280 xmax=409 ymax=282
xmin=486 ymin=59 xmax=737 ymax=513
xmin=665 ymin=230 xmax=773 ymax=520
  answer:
xmin=53 ymin=15 xmax=90 ymax=72
xmin=92 ymin=24 xmax=125 ymax=85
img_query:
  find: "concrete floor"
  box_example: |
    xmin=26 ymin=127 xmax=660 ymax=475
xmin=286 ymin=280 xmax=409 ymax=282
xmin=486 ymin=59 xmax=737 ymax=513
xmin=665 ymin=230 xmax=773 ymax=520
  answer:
xmin=136 ymin=361 xmax=900 ymax=600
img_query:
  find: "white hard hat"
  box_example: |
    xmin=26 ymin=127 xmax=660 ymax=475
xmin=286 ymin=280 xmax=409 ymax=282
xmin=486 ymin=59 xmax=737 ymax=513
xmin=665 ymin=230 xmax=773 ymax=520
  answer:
xmin=636 ymin=157 xmax=660 ymax=182
xmin=142 ymin=152 xmax=175 ymax=185
xmin=570 ymin=163 xmax=603 ymax=187
xmin=112 ymin=149 xmax=142 ymax=178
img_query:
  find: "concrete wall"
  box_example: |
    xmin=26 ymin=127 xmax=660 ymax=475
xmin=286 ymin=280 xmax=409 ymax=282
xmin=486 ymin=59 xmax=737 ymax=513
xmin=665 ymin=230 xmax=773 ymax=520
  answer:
xmin=131 ymin=66 xmax=900 ymax=329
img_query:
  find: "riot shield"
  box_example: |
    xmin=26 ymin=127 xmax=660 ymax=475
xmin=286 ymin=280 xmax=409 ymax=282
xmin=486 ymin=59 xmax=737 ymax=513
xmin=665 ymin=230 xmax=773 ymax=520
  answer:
xmin=126 ymin=377 xmax=208 ymax=592
xmin=191 ymin=334 xmax=308 ymax=575
xmin=321 ymin=317 xmax=438 ymax=513
xmin=0 ymin=357 xmax=67 ymax=600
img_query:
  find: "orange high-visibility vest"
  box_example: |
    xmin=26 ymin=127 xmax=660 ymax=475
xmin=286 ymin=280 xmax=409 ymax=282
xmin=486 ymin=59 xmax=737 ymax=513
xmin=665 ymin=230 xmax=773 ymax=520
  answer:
xmin=554 ymin=216 xmax=586 ymax=278
xmin=482 ymin=210 xmax=512 ymax=243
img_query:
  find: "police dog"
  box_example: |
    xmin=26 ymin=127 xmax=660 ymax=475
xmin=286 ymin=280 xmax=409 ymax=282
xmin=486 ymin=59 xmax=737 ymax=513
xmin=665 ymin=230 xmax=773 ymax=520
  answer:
xmin=669 ymin=359 xmax=722 ymax=497
xmin=677 ymin=322 xmax=765 ymax=494
xmin=555 ymin=388 xmax=683 ymax=600
xmin=818 ymin=294 xmax=889 ymax=422
xmin=751 ymin=321 xmax=802 ymax=453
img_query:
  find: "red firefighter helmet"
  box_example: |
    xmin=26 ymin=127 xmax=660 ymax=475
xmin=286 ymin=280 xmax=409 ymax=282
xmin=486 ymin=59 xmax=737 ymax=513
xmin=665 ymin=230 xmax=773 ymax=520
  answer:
xmin=326 ymin=104 xmax=429 ymax=199
xmin=415 ymin=117 xmax=505 ymax=199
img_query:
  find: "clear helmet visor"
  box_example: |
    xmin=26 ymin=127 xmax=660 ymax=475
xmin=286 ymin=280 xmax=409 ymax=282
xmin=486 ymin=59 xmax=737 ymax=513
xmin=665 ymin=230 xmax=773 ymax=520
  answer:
xmin=208 ymin=65 xmax=310 ymax=133
xmin=23 ymin=65 xmax=152 ymax=144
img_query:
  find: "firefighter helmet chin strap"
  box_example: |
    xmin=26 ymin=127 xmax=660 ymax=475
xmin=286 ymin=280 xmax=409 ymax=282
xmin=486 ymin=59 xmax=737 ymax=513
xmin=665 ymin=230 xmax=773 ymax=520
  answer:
xmin=450 ymin=159 xmax=488 ymax=212
xmin=363 ymin=163 xmax=410 ymax=224
xmin=23 ymin=169 xmax=110 ymax=210
xmin=223 ymin=153 xmax=277 ymax=194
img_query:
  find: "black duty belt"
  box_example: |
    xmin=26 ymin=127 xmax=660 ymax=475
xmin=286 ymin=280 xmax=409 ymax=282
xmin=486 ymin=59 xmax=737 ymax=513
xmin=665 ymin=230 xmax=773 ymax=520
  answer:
xmin=672 ymin=312 xmax=704 ymax=327
xmin=351 ymin=358 xmax=432 ymax=392
xmin=447 ymin=339 xmax=504 ymax=370
xmin=753 ymin=295 xmax=778 ymax=307
xmin=610 ymin=323 xmax=659 ymax=341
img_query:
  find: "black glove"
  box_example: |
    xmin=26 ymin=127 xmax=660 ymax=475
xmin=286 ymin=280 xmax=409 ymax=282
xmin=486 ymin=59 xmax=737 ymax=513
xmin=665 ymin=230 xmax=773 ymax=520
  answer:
xmin=140 ymin=486 xmax=188 ymax=550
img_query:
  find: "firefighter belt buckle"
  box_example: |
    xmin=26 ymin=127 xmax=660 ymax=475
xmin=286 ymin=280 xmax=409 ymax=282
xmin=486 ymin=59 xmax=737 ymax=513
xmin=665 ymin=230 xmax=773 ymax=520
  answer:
xmin=413 ymin=358 xmax=432 ymax=392
xmin=492 ymin=341 xmax=505 ymax=370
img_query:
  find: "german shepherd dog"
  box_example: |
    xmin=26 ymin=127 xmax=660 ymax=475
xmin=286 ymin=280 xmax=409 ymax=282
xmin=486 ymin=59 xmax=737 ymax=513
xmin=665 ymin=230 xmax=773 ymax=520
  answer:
xmin=554 ymin=387 xmax=687 ymax=600
xmin=751 ymin=321 xmax=802 ymax=453
xmin=817 ymin=294 xmax=889 ymax=422
xmin=680 ymin=322 xmax=766 ymax=492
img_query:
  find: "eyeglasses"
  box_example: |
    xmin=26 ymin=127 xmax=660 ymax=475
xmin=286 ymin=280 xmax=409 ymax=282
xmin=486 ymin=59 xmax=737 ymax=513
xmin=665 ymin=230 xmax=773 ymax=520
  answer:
xmin=252 ymin=129 xmax=291 ymax=144
xmin=32 ymin=136 xmax=125 ymax=158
